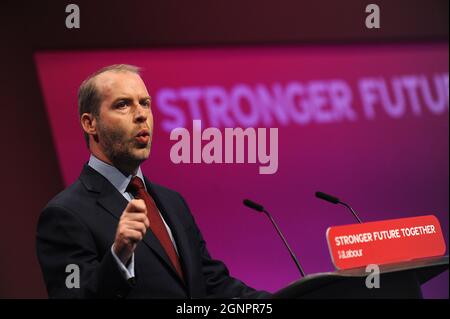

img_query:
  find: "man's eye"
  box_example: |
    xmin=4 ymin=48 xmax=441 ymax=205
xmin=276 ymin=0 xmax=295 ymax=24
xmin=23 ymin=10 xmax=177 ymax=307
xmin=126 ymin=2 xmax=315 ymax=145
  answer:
xmin=141 ymin=100 xmax=151 ymax=108
xmin=115 ymin=101 xmax=128 ymax=108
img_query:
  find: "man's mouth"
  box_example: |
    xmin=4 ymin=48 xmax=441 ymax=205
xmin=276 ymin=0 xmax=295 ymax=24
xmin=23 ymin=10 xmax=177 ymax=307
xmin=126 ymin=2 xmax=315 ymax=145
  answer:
xmin=135 ymin=130 xmax=150 ymax=145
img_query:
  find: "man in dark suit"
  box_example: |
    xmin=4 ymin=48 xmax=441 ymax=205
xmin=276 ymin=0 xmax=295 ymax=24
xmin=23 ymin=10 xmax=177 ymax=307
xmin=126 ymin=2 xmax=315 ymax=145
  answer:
xmin=36 ymin=64 xmax=270 ymax=299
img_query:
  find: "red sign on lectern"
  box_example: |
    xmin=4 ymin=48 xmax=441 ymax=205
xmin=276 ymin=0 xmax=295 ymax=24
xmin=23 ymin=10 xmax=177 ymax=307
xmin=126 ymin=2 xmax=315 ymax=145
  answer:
xmin=326 ymin=215 xmax=446 ymax=270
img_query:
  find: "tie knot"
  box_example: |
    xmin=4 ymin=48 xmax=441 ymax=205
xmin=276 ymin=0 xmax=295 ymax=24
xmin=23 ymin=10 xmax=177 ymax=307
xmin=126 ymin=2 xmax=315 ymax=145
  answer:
xmin=127 ymin=176 xmax=145 ymax=195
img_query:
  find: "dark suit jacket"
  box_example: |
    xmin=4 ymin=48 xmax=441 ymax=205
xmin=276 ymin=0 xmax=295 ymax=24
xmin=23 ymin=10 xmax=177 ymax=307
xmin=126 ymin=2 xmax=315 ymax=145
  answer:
xmin=36 ymin=164 xmax=270 ymax=299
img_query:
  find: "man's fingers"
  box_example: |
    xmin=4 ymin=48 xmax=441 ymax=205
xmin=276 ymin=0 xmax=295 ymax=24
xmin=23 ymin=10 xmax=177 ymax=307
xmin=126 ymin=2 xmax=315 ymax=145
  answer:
xmin=114 ymin=200 xmax=149 ymax=263
xmin=126 ymin=199 xmax=147 ymax=213
xmin=123 ymin=229 xmax=144 ymax=243
xmin=122 ymin=210 xmax=149 ymax=226
xmin=123 ymin=221 xmax=147 ymax=236
xmin=143 ymin=215 xmax=150 ymax=228
xmin=128 ymin=214 xmax=149 ymax=228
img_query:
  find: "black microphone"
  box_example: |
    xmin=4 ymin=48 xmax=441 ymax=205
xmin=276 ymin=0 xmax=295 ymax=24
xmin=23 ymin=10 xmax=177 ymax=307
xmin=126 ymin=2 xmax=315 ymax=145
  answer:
xmin=243 ymin=199 xmax=305 ymax=277
xmin=315 ymin=191 xmax=363 ymax=224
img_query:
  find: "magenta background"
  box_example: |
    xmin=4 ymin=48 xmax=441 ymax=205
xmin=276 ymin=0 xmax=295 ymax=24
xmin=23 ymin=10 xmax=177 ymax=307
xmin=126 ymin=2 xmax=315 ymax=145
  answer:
xmin=34 ymin=43 xmax=449 ymax=298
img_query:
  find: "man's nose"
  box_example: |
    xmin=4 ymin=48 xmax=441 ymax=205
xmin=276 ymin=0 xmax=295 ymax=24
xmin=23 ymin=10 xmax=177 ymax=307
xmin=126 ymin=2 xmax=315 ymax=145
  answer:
xmin=134 ymin=104 xmax=149 ymax=122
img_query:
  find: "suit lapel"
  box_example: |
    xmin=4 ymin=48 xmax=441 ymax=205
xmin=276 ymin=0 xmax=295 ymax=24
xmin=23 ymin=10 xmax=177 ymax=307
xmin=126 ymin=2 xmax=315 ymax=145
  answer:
xmin=79 ymin=164 xmax=129 ymax=221
xmin=145 ymin=178 xmax=195 ymax=290
xmin=79 ymin=164 xmax=185 ymax=285
xmin=141 ymin=220 xmax=184 ymax=285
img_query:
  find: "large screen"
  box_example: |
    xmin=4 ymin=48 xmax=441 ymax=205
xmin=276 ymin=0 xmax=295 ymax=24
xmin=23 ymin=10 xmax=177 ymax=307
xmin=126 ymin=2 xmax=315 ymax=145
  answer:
xmin=35 ymin=43 xmax=449 ymax=297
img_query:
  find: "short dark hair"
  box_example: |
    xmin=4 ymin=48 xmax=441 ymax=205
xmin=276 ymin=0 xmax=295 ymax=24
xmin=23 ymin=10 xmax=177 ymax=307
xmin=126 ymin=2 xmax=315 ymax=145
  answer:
xmin=77 ymin=64 xmax=141 ymax=147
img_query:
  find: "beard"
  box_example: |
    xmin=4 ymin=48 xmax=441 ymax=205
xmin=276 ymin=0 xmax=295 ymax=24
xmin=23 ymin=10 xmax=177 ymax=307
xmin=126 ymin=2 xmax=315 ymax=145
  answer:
xmin=96 ymin=119 xmax=152 ymax=174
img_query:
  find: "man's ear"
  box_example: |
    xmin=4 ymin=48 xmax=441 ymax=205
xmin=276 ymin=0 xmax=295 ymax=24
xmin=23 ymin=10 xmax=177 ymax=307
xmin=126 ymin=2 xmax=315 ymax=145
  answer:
xmin=81 ymin=113 xmax=97 ymax=137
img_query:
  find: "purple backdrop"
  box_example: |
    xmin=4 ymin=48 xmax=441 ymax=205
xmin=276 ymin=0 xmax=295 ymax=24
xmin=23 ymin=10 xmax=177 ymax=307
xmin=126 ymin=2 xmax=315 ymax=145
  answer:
xmin=35 ymin=43 xmax=449 ymax=298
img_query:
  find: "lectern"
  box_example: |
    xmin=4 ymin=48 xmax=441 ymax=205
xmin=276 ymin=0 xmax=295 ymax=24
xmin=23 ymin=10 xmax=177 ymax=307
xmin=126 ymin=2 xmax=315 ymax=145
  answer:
xmin=273 ymin=256 xmax=448 ymax=298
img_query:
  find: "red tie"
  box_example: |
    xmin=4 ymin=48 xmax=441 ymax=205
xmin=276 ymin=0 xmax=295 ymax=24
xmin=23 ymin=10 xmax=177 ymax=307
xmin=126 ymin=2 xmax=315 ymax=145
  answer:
xmin=127 ymin=176 xmax=184 ymax=280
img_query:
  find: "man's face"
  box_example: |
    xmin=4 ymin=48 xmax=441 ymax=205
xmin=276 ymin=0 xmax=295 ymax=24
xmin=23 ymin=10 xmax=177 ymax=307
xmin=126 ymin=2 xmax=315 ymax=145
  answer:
xmin=93 ymin=71 xmax=153 ymax=169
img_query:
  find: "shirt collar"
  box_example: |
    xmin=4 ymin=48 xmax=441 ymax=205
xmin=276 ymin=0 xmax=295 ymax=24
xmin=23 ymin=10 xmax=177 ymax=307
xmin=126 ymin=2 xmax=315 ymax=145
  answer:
xmin=88 ymin=154 xmax=146 ymax=194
